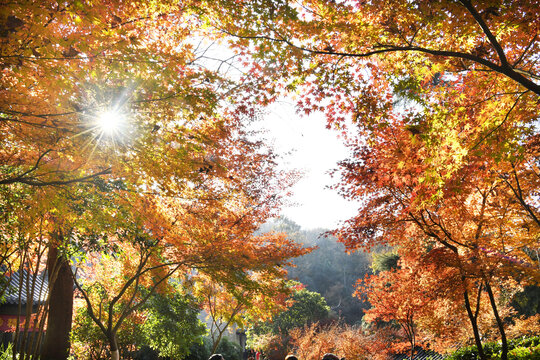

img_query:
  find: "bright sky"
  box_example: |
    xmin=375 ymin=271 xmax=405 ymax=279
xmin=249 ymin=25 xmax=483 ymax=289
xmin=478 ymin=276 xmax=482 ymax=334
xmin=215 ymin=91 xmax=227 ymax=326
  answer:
xmin=197 ymin=41 xmax=359 ymax=230
xmin=259 ymin=101 xmax=360 ymax=230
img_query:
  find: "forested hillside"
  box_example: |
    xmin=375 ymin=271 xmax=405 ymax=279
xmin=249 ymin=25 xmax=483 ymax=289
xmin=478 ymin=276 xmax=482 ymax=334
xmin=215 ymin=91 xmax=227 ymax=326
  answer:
xmin=262 ymin=218 xmax=371 ymax=325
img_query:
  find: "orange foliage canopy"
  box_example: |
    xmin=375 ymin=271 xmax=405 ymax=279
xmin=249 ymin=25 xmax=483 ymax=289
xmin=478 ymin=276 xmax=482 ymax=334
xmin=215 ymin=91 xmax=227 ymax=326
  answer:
xmin=0 ymin=1 xmax=311 ymax=357
xmin=198 ymin=1 xmax=540 ymax=358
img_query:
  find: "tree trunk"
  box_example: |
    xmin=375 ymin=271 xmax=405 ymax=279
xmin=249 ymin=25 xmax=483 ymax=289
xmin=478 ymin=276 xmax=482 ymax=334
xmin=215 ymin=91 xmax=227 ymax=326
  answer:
xmin=485 ymin=281 xmax=508 ymax=360
xmin=40 ymin=244 xmax=74 ymax=360
xmin=409 ymin=328 xmax=415 ymax=360
xmin=109 ymin=332 xmax=120 ymax=360
xmin=462 ymin=284 xmax=487 ymax=360
xmin=211 ymin=329 xmax=224 ymax=354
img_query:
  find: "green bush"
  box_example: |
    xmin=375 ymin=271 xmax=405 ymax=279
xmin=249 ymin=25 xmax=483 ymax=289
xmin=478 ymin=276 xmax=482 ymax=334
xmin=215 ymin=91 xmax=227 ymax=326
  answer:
xmin=507 ymin=345 xmax=540 ymax=360
xmin=185 ymin=339 xmax=212 ymax=360
xmin=447 ymin=336 xmax=540 ymax=360
xmin=0 ymin=343 xmax=12 ymax=360
xmin=215 ymin=337 xmax=243 ymax=360
xmin=185 ymin=336 xmax=243 ymax=360
xmin=512 ymin=336 xmax=540 ymax=349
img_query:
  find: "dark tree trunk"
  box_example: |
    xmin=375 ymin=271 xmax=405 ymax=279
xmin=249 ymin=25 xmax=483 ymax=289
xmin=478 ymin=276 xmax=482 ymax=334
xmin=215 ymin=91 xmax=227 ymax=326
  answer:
xmin=109 ymin=332 xmax=120 ymax=360
xmin=462 ymin=283 xmax=487 ymax=360
xmin=485 ymin=281 xmax=508 ymax=360
xmin=40 ymin=244 xmax=74 ymax=360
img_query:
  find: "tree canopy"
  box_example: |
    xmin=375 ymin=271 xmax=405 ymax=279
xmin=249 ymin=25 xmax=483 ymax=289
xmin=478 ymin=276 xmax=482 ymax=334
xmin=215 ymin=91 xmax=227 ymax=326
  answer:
xmin=198 ymin=1 xmax=540 ymax=359
xmin=0 ymin=2 xmax=309 ymax=359
xmin=1 ymin=1 xmax=539 ymax=359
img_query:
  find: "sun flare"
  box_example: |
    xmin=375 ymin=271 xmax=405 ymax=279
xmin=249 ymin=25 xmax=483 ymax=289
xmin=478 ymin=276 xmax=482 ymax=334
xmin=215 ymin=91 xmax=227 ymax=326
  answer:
xmin=97 ymin=109 xmax=124 ymax=136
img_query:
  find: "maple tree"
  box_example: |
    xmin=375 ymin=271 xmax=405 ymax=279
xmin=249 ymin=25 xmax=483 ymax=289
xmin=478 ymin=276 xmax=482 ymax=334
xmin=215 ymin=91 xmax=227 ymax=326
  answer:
xmin=0 ymin=186 xmax=69 ymax=360
xmin=359 ymin=246 xmax=520 ymax=358
xmin=71 ymin=194 xmax=308 ymax=359
xmin=0 ymin=1 xmax=310 ymax=360
xmin=195 ymin=2 xmax=540 ymax=359
xmin=194 ymin=268 xmax=292 ymax=354
xmin=62 ymin=105 xmax=307 ymax=360
xmin=336 ymin=119 xmax=538 ymax=359
xmin=1 ymin=1 xmax=202 ymax=356
xmin=360 ymin=266 xmax=428 ymax=359
xmin=2 ymin=113 xmax=306 ymax=360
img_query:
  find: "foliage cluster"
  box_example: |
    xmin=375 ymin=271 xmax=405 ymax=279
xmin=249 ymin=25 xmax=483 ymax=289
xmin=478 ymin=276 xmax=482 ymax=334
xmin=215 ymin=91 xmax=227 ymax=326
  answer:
xmin=247 ymin=285 xmax=331 ymax=360
xmin=0 ymin=344 xmax=12 ymax=360
xmin=0 ymin=1 xmax=309 ymax=358
xmin=510 ymin=286 xmax=540 ymax=317
xmin=185 ymin=336 xmax=243 ymax=360
xmin=71 ymin=290 xmax=206 ymax=360
xmin=447 ymin=336 xmax=540 ymax=360
xmin=287 ymin=322 xmax=391 ymax=360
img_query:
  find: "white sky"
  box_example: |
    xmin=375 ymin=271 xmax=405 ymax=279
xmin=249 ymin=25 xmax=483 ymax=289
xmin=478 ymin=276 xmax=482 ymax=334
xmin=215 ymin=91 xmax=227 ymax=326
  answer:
xmin=194 ymin=41 xmax=359 ymax=230
xmin=258 ymin=101 xmax=360 ymax=230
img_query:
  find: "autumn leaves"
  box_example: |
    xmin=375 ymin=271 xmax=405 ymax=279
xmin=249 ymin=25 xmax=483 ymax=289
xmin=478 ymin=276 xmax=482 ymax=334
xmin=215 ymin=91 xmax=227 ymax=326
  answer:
xmin=1 ymin=1 xmax=539 ymax=359
xmin=1 ymin=2 xmax=306 ymax=358
xmin=204 ymin=0 xmax=539 ymax=359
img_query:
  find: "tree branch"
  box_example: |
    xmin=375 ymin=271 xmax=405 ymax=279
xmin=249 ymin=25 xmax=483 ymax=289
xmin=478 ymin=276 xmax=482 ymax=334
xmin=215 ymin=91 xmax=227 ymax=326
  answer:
xmin=223 ymin=30 xmax=540 ymax=95
xmin=513 ymin=34 xmax=538 ymax=67
xmin=458 ymin=0 xmax=509 ymax=67
xmin=471 ymin=91 xmax=528 ymax=150
xmin=0 ymin=167 xmax=112 ymax=187
xmin=500 ymin=163 xmax=540 ymax=227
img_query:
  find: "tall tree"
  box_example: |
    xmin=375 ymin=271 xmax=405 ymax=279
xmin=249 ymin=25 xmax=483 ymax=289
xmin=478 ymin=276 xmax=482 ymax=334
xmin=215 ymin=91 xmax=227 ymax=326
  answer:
xmin=336 ymin=120 xmax=538 ymax=359
xmin=0 ymin=1 xmax=306 ymax=359
xmin=70 ymin=166 xmax=308 ymax=360
xmin=41 ymin=237 xmax=74 ymax=360
xmin=195 ymin=267 xmax=294 ymax=354
xmin=197 ymin=2 xmax=540 ymax=358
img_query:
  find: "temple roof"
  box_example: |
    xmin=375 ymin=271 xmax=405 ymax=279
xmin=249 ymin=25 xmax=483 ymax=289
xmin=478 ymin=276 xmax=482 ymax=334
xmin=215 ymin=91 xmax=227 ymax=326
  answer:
xmin=1 ymin=269 xmax=49 ymax=306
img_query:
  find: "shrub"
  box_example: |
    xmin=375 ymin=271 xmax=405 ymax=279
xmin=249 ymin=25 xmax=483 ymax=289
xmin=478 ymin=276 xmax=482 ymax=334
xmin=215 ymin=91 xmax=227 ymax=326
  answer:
xmin=215 ymin=337 xmax=243 ymax=360
xmin=185 ymin=338 xmax=212 ymax=360
xmin=0 ymin=343 xmax=12 ymax=360
xmin=288 ymin=322 xmax=391 ymax=360
xmin=185 ymin=336 xmax=243 ymax=360
xmin=447 ymin=336 xmax=540 ymax=360
xmin=507 ymin=345 xmax=540 ymax=360
xmin=71 ymin=291 xmax=206 ymax=360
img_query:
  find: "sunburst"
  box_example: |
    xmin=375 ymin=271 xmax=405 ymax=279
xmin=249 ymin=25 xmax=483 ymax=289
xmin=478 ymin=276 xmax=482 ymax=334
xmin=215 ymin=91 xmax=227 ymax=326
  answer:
xmin=71 ymin=102 xmax=133 ymax=164
xmin=96 ymin=108 xmax=126 ymax=137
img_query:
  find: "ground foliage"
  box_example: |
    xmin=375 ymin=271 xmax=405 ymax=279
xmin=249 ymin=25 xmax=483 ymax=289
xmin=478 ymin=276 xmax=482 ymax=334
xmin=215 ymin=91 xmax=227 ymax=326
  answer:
xmin=447 ymin=335 xmax=540 ymax=360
